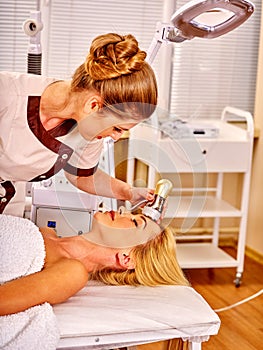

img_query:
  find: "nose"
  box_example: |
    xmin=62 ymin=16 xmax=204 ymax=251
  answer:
xmin=110 ymin=134 xmax=120 ymax=141
xmin=118 ymin=206 xmax=131 ymax=215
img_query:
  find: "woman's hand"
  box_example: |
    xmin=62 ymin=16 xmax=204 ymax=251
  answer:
xmin=129 ymin=187 xmax=155 ymax=207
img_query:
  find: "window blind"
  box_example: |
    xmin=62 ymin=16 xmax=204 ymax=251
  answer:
xmin=42 ymin=0 xmax=164 ymax=83
xmin=0 ymin=0 xmax=261 ymax=121
xmin=169 ymin=0 xmax=261 ymax=119
xmin=0 ymin=1 xmax=38 ymax=72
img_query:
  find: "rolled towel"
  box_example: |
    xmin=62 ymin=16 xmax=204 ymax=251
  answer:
xmin=0 ymin=214 xmax=45 ymax=284
xmin=0 ymin=214 xmax=60 ymax=350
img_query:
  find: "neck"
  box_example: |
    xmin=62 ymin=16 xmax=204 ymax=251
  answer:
xmin=40 ymin=80 xmax=79 ymax=130
xmin=59 ymin=235 xmax=119 ymax=272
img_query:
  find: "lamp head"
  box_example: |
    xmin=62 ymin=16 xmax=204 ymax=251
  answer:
xmin=170 ymin=0 xmax=254 ymax=42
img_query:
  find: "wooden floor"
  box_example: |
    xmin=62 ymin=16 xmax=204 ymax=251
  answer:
xmin=184 ymin=247 xmax=263 ymax=350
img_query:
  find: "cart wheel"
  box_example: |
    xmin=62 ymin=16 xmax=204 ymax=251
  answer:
xmin=234 ymin=272 xmax=242 ymax=288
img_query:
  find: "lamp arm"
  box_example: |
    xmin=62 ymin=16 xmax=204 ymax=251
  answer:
xmin=146 ymin=22 xmax=184 ymax=64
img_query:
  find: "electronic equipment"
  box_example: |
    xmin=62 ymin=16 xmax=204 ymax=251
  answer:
xmin=142 ymin=179 xmax=173 ymax=222
xmin=159 ymin=119 xmax=219 ymax=139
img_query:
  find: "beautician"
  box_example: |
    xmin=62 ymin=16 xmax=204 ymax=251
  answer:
xmin=0 ymin=32 xmax=158 ymax=217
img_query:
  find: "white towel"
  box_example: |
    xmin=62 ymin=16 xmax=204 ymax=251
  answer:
xmin=0 ymin=303 xmax=59 ymax=350
xmin=0 ymin=214 xmax=45 ymax=283
xmin=0 ymin=214 xmax=60 ymax=350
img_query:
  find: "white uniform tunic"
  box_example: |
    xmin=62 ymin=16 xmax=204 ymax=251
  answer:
xmin=0 ymin=72 xmax=103 ymax=216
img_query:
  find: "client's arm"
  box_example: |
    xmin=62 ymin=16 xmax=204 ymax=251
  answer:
xmin=0 ymin=258 xmax=89 ymax=316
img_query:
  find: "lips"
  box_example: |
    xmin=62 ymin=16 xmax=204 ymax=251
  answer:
xmin=108 ymin=211 xmax=115 ymax=220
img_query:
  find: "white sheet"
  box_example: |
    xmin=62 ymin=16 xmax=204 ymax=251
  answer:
xmin=54 ymin=281 xmax=220 ymax=350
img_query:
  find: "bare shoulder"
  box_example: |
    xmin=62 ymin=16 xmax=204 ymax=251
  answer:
xmin=44 ymin=258 xmax=89 ymax=304
xmin=53 ymin=258 xmax=89 ymax=279
xmin=48 ymin=258 xmax=89 ymax=286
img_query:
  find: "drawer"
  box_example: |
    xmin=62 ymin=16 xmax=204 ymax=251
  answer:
xmin=158 ymin=138 xmax=250 ymax=172
xmin=128 ymin=122 xmax=251 ymax=173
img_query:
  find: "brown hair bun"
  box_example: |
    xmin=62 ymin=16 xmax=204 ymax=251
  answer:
xmin=85 ymin=33 xmax=147 ymax=80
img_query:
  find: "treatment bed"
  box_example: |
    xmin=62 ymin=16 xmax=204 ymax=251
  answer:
xmin=53 ymin=281 xmax=221 ymax=350
xmin=1 ymin=213 xmax=220 ymax=350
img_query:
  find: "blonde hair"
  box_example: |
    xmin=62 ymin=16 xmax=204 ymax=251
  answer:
xmin=71 ymin=33 xmax=158 ymax=121
xmin=90 ymin=227 xmax=189 ymax=287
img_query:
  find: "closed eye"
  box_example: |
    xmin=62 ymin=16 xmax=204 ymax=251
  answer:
xmin=113 ymin=126 xmax=123 ymax=133
xmin=132 ymin=218 xmax=138 ymax=227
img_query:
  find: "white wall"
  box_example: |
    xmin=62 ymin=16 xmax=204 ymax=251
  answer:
xmin=246 ymin=8 xmax=263 ymax=257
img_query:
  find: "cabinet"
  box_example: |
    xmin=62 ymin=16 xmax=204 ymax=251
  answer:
xmin=126 ymin=107 xmax=254 ymax=286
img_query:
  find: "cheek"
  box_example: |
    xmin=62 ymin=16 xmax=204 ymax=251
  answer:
xmin=99 ymin=128 xmax=109 ymax=134
xmin=112 ymin=219 xmax=133 ymax=228
xmin=97 ymin=128 xmax=112 ymax=137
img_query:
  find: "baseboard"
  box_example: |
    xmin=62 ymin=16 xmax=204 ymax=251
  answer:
xmin=245 ymin=246 xmax=263 ymax=265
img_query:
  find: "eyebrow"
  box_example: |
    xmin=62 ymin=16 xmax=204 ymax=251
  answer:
xmin=140 ymin=216 xmax=147 ymax=229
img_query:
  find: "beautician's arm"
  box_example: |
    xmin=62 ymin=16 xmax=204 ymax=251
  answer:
xmin=64 ymin=168 xmax=154 ymax=204
xmin=0 ymin=259 xmax=88 ymax=316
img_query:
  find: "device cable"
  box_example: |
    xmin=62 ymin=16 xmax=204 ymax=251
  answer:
xmin=214 ymin=288 xmax=263 ymax=313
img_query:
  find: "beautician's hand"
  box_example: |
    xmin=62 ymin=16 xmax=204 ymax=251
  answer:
xmin=129 ymin=187 xmax=154 ymax=207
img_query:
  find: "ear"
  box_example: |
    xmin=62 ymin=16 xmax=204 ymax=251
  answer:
xmin=83 ymin=95 xmax=102 ymax=115
xmin=117 ymin=252 xmax=135 ymax=270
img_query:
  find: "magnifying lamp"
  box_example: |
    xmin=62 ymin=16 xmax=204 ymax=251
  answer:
xmin=147 ymin=0 xmax=254 ymax=64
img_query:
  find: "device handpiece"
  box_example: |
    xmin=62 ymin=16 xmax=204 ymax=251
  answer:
xmin=142 ymin=179 xmax=173 ymax=222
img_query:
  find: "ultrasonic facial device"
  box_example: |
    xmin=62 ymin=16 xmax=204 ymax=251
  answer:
xmin=142 ymin=179 xmax=173 ymax=222
xmin=146 ymin=0 xmax=254 ymax=64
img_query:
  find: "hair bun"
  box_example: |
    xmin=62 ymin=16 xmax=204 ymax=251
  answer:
xmin=85 ymin=33 xmax=146 ymax=80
